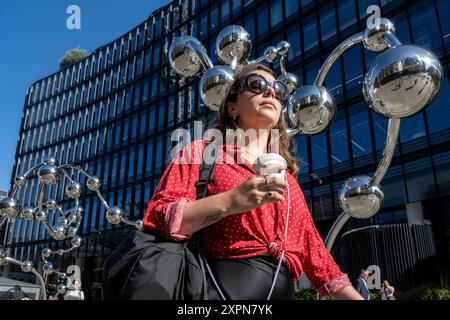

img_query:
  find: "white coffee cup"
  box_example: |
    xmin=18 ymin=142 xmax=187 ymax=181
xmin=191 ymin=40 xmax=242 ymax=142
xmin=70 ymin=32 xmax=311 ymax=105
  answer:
xmin=253 ymin=153 xmax=287 ymax=180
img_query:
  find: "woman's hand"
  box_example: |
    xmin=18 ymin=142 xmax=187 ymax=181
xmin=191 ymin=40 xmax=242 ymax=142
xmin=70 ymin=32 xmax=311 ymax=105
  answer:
xmin=224 ymin=174 xmax=287 ymax=215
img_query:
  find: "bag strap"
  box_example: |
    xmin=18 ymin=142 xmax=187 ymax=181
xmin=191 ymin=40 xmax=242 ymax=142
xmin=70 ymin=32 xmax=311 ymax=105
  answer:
xmin=195 ymin=143 xmax=217 ymax=199
xmin=193 ymin=142 xmax=218 ymax=300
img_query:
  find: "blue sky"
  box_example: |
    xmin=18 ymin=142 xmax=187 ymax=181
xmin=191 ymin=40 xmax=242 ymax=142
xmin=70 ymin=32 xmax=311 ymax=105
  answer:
xmin=0 ymin=0 xmax=172 ymax=192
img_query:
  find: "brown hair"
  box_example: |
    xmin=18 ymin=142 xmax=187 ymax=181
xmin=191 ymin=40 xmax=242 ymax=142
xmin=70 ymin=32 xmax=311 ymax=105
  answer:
xmin=212 ymin=63 xmax=299 ymax=177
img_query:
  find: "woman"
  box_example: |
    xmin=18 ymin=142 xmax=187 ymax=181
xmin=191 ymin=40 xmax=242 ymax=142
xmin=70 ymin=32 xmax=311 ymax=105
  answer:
xmin=144 ymin=63 xmax=363 ymax=300
xmin=380 ymin=280 xmax=395 ymax=300
xmin=64 ymin=279 xmax=85 ymax=300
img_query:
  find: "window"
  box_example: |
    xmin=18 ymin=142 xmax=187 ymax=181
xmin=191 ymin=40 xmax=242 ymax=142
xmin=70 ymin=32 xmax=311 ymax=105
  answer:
xmin=244 ymin=12 xmax=255 ymax=40
xmin=146 ymin=140 xmax=154 ymax=174
xmin=303 ymin=18 xmax=318 ymax=52
xmin=287 ymin=26 xmax=301 ymax=60
xmin=320 ymin=6 xmax=336 ymax=42
xmin=404 ymin=157 xmax=437 ymax=201
xmin=211 ymin=5 xmax=219 ymax=31
xmin=411 ymin=5 xmax=441 ymax=50
xmin=115 ymin=123 xmax=122 ymax=146
xmin=144 ymin=48 xmax=151 ymax=73
xmin=200 ymin=14 xmax=208 ymax=38
xmin=349 ymin=110 xmax=372 ymax=158
xmin=128 ymin=148 xmax=135 ymax=178
xmin=338 ymin=0 xmax=357 ymax=31
xmin=149 ymin=108 xmax=156 ymax=134
xmin=232 ymin=0 xmax=241 ymax=17
xmin=155 ymin=137 xmax=164 ymax=171
xmin=285 ymin=0 xmax=298 ymax=18
xmin=382 ymin=165 xmax=406 ymax=207
xmin=128 ymin=57 xmax=135 ymax=82
xmin=295 ymin=135 xmax=309 ymax=172
xmin=137 ymin=143 xmax=145 ymax=176
xmin=400 ymin=113 xmax=426 ymax=143
xmin=437 ymin=0 xmax=450 ymax=44
xmin=311 ymin=133 xmax=328 ymax=170
xmin=142 ymin=79 xmax=149 ymax=105
xmin=133 ymin=84 xmax=141 ymax=108
xmin=153 ymin=44 xmax=160 ymax=68
xmin=257 ymin=6 xmax=268 ymax=36
xmin=221 ymin=0 xmax=230 ymax=23
xmin=426 ymin=75 xmax=450 ymax=134
xmin=158 ymin=102 xmax=166 ymax=128
xmin=270 ymin=0 xmax=283 ymax=28
xmin=131 ymin=115 xmax=139 ymax=141
xmin=372 ymin=111 xmax=389 ymax=151
xmin=343 ymin=45 xmax=363 ymax=89
xmin=434 ymin=151 xmax=450 ymax=196
xmin=136 ymin=53 xmax=142 ymax=78
xmin=330 ymin=117 xmax=350 ymax=167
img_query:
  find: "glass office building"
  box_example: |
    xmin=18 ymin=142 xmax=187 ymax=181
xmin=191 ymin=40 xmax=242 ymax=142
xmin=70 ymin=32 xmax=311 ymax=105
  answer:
xmin=2 ymin=0 xmax=450 ymax=298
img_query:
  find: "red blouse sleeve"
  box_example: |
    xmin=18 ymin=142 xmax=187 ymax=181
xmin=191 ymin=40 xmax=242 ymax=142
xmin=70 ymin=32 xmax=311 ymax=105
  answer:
xmin=143 ymin=141 xmax=204 ymax=241
xmin=297 ymin=189 xmax=351 ymax=296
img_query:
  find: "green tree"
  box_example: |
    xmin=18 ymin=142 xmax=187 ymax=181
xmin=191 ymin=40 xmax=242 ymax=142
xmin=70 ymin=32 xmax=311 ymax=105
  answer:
xmin=59 ymin=47 xmax=89 ymax=69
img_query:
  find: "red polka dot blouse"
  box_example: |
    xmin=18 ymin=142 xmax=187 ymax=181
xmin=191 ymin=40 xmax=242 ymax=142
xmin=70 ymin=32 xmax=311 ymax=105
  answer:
xmin=144 ymin=140 xmax=350 ymax=296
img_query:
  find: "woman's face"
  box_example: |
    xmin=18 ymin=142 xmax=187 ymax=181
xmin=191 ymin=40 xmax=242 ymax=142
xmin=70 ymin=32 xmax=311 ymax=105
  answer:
xmin=228 ymin=70 xmax=283 ymax=131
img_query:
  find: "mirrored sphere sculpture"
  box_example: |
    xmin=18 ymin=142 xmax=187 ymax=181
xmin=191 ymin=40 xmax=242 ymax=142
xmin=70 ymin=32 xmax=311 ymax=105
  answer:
xmin=339 ymin=176 xmax=385 ymax=219
xmin=363 ymin=45 xmax=443 ymax=118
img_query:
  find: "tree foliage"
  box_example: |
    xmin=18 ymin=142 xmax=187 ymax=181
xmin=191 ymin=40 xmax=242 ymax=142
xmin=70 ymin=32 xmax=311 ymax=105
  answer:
xmin=59 ymin=48 xmax=89 ymax=69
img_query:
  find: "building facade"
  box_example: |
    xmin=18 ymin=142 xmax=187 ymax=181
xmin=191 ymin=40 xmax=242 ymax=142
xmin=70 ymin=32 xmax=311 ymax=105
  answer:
xmin=2 ymin=0 xmax=450 ymax=298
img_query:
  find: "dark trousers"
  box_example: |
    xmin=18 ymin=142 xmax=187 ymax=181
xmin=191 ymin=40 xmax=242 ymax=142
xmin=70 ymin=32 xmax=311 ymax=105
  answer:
xmin=206 ymin=255 xmax=295 ymax=300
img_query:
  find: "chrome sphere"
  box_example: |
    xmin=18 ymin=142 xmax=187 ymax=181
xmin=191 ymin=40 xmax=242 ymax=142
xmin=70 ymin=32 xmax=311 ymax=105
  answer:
xmin=169 ymin=35 xmax=210 ymax=77
xmin=71 ymin=236 xmax=82 ymax=248
xmin=67 ymin=226 xmax=78 ymax=238
xmin=216 ymin=25 xmax=252 ymax=65
xmin=44 ymin=199 xmax=58 ymax=210
xmin=339 ymin=176 xmax=384 ymax=219
xmin=106 ymin=206 xmax=124 ymax=225
xmin=75 ymin=207 xmax=84 ymax=219
xmin=277 ymin=72 xmax=300 ymax=95
xmin=0 ymin=198 xmax=21 ymax=219
xmin=135 ymin=219 xmax=144 ymax=230
xmin=43 ymin=262 xmax=54 ymax=274
xmin=37 ymin=164 xmax=59 ymax=185
xmin=42 ymin=248 xmax=52 ymax=258
xmin=68 ymin=213 xmax=77 ymax=222
xmin=52 ymin=225 xmax=66 ymax=241
xmin=59 ymin=272 xmax=67 ymax=279
xmin=59 ymin=217 xmax=68 ymax=227
xmin=289 ymin=85 xmax=336 ymax=135
xmin=57 ymin=284 xmax=67 ymax=294
xmin=14 ymin=176 xmax=27 ymax=186
xmin=66 ymin=182 xmax=83 ymax=199
xmin=363 ymin=18 xmax=396 ymax=52
xmin=20 ymin=207 xmax=35 ymax=220
xmin=264 ymin=46 xmax=278 ymax=63
xmin=364 ymin=45 xmax=443 ymax=118
xmin=276 ymin=41 xmax=290 ymax=57
xmin=35 ymin=210 xmax=47 ymax=221
xmin=44 ymin=158 xmax=58 ymax=165
xmin=200 ymin=65 xmax=235 ymax=111
xmin=86 ymin=176 xmax=102 ymax=191
xmin=21 ymin=260 xmax=34 ymax=273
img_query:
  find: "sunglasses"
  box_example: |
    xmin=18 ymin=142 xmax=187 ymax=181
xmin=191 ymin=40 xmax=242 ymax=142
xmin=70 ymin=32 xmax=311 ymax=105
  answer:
xmin=238 ymin=74 xmax=289 ymax=102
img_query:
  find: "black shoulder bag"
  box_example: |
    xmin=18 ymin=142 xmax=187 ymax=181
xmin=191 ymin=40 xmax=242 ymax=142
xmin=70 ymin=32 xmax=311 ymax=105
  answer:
xmin=102 ymin=145 xmax=216 ymax=300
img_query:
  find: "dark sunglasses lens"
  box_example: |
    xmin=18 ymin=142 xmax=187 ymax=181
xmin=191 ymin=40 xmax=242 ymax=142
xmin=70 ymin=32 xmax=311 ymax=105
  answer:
xmin=247 ymin=75 xmax=267 ymax=93
xmin=273 ymin=81 xmax=288 ymax=100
